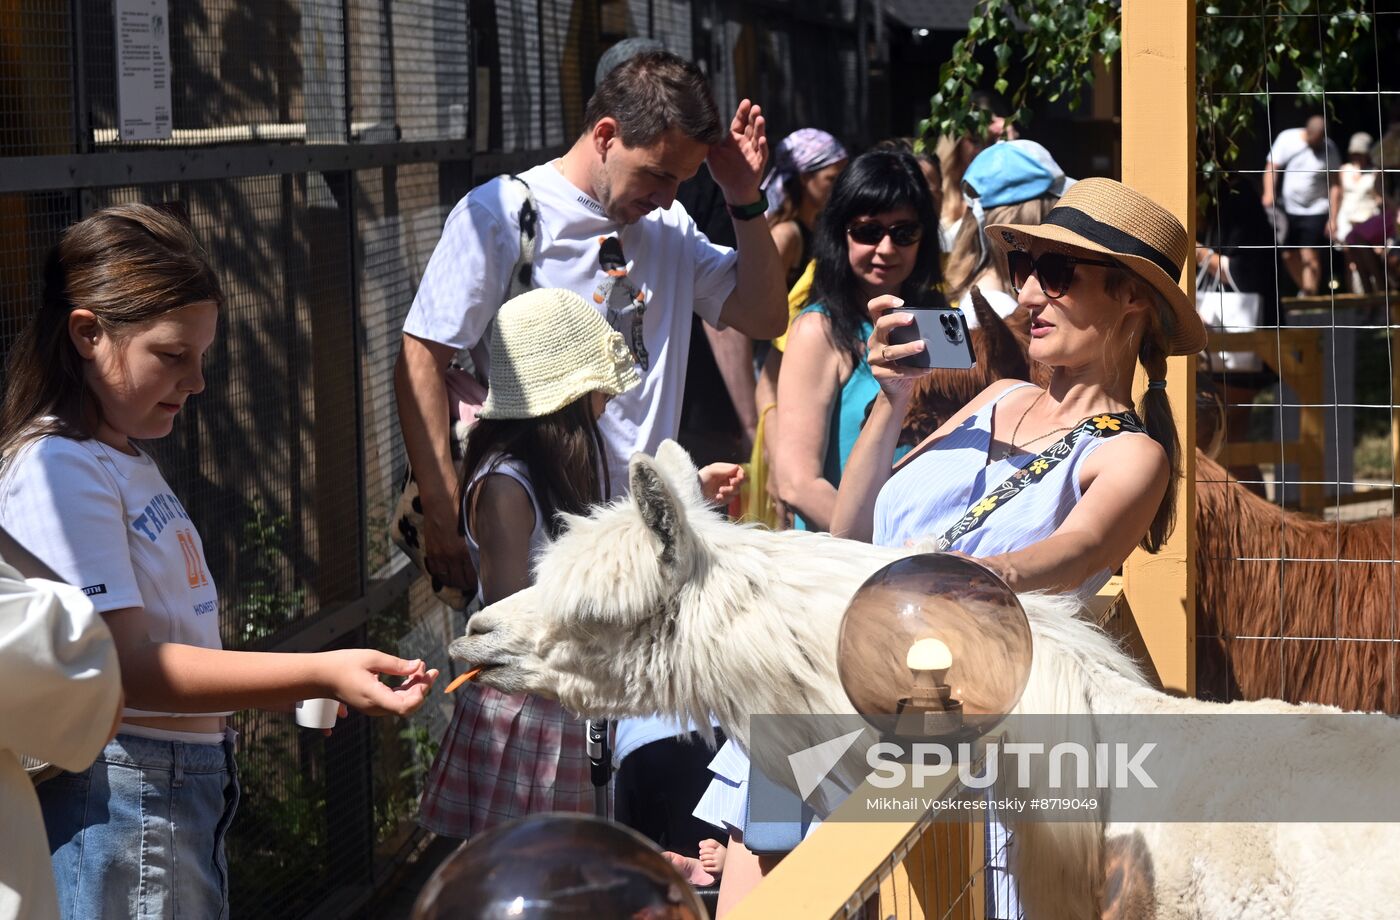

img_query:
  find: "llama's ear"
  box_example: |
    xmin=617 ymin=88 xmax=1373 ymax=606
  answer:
xmin=970 ymin=286 xmax=1030 ymax=382
xmin=968 ymin=284 xmax=999 ymax=330
xmin=652 ymin=439 xmax=704 ymax=507
xmin=630 ymin=452 xmax=695 ymax=572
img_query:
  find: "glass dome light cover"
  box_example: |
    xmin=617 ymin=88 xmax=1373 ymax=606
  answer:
xmin=836 ymin=553 xmax=1033 ymax=741
xmin=412 ymin=812 xmax=707 ymax=920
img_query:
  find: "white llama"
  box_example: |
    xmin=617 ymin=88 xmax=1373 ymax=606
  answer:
xmin=451 ymin=441 xmax=1400 ymax=920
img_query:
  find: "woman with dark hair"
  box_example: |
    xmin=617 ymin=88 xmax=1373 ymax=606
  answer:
xmin=772 ymin=148 xmax=946 ymax=531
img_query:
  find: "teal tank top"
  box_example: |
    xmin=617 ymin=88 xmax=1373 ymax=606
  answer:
xmin=793 ymin=304 xmax=910 ymax=531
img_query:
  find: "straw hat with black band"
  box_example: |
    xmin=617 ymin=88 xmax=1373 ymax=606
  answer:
xmin=986 ymin=177 xmax=1208 ymax=356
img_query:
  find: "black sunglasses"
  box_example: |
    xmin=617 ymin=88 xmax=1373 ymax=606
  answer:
xmin=1006 ymin=250 xmax=1120 ymax=298
xmin=847 ymin=219 xmax=924 ymax=247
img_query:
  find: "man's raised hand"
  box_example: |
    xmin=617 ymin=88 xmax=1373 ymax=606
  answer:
xmin=707 ymin=99 xmax=768 ymax=205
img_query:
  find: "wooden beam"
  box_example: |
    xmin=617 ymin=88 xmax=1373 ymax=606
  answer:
xmin=729 ymin=769 xmax=969 ymax=920
xmin=1119 ymin=0 xmax=1197 ymax=695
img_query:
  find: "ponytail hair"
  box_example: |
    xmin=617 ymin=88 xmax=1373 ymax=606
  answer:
xmin=1106 ymin=270 xmax=1179 ymax=553
xmin=1136 ymin=315 xmax=1178 ymax=552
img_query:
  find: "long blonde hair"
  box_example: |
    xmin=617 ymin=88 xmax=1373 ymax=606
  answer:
xmin=944 ymin=196 xmax=1058 ymax=301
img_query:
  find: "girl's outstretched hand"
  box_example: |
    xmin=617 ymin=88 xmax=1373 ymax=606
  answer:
xmin=698 ymin=462 xmax=745 ymax=505
xmin=321 ymin=650 xmax=438 ymax=717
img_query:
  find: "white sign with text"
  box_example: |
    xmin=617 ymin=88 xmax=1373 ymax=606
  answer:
xmin=115 ymin=0 xmax=172 ymax=141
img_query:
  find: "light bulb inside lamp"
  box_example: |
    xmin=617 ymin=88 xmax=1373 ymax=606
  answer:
xmin=896 ymin=636 xmax=962 ymax=737
xmin=907 ymin=637 xmax=953 ymax=689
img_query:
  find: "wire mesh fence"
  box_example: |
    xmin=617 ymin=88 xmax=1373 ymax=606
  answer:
xmin=1193 ymin=2 xmax=1399 ymax=715
xmin=1 ymin=0 xmax=877 ymax=915
xmin=793 ymin=745 xmax=1014 ymax=920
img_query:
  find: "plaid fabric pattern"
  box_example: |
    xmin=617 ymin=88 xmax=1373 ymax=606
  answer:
xmin=419 ymin=682 xmax=594 ymax=837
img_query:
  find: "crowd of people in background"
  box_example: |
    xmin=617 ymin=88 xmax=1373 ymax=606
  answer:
xmin=4 ymin=30 xmax=1400 ymax=920
xmin=1210 ymin=104 xmax=1400 ymax=301
xmin=389 ymin=39 xmax=1207 ymax=919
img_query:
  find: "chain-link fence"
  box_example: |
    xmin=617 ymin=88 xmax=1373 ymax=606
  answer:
xmin=1 ymin=0 xmax=878 ymax=914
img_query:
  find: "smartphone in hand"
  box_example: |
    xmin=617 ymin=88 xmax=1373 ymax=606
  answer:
xmin=886 ymin=307 xmax=976 ymax=370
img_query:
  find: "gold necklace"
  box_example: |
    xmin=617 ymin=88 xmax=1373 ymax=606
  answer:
xmin=993 ymin=390 xmax=1079 ymax=462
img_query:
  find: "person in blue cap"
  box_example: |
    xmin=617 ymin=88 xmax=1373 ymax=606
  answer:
xmin=943 ymin=139 xmax=1074 ymax=326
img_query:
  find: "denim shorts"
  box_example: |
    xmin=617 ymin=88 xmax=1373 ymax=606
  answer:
xmin=38 ymin=730 xmax=240 ymax=920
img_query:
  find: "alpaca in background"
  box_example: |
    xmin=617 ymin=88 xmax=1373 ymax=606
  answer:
xmin=1195 ymin=450 xmax=1398 ymax=712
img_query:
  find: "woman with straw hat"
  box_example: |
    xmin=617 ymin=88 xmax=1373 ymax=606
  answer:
xmin=829 ymin=176 xmax=1205 ymax=919
xmin=419 ymin=288 xmax=742 ymax=839
xmin=702 ymin=179 xmax=1206 ymax=914
xmin=833 ymin=177 xmax=1207 ymax=595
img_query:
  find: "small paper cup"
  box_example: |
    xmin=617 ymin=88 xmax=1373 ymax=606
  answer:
xmin=295 ymin=698 xmax=339 ymax=730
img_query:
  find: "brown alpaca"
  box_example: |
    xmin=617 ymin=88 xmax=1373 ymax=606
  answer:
xmin=1195 ymin=450 xmax=1399 ymax=713
xmin=906 ymin=302 xmax=1398 ymax=714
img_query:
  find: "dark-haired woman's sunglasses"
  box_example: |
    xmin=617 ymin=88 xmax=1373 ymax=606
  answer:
xmin=1006 ymin=250 xmax=1119 ymax=298
xmin=847 ymin=220 xmax=924 ymax=247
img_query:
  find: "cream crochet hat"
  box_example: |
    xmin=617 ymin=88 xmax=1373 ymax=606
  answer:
xmin=479 ymin=288 xmax=641 ymax=420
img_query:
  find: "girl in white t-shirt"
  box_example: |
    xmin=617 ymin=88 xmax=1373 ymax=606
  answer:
xmin=418 ymin=287 xmax=741 ymax=845
xmin=0 ymin=204 xmax=437 ymax=919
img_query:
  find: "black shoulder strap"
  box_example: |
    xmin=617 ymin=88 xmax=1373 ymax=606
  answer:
xmin=501 ymin=174 xmax=538 ymax=300
xmin=934 ymin=411 xmax=1147 ymax=552
xmin=465 ymin=175 xmax=539 ymax=384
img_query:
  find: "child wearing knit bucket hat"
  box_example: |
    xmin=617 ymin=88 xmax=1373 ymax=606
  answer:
xmin=477 ymin=287 xmax=641 ymax=420
xmin=419 ymin=288 xmax=743 ymax=840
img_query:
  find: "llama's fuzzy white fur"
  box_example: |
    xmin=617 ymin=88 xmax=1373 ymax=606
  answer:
xmin=451 ymin=441 xmax=1400 ymax=920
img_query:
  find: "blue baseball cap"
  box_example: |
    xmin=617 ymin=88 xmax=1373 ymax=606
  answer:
xmin=962 ymin=140 xmax=1074 ymax=209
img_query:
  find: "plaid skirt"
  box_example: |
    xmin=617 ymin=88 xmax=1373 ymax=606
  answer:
xmin=418 ymin=681 xmax=594 ymax=838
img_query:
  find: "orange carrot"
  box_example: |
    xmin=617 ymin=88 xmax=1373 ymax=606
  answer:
xmin=444 ymin=667 xmax=484 ymax=693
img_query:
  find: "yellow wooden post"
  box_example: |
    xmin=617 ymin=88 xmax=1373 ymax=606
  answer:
xmin=1119 ymin=0 xmax=1197 ymax=695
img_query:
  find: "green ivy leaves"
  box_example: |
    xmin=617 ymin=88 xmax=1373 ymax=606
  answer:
xmin=920 ymin=0 xmax=1122 ymax=149
xmin=920 ymin=0 xmax=1374 ymax=199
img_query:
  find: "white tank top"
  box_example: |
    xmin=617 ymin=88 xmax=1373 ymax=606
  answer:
xmin=461 ymin=454 xmax=547 ymax=606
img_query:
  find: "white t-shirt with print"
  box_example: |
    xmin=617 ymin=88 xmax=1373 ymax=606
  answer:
xmin=1268 ymin=128 xmax=1341 ymax=216
xmin=403 ymin=161 xmax=740 ymax=491
xmin=0 ymin=436 xmax=222 ymax=721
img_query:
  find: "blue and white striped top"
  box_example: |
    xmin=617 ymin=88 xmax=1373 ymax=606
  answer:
xmin=692 ymin=383 xmax=1141 ymax=839
xmin=873 ymin=382 xmax=1122 ymax=599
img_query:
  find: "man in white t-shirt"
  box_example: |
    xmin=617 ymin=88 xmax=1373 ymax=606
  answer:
xmin=1263 ymin=115 xmax=1342 ymax=295
xmin=395 ymin=50 xmax=786 ymax=593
